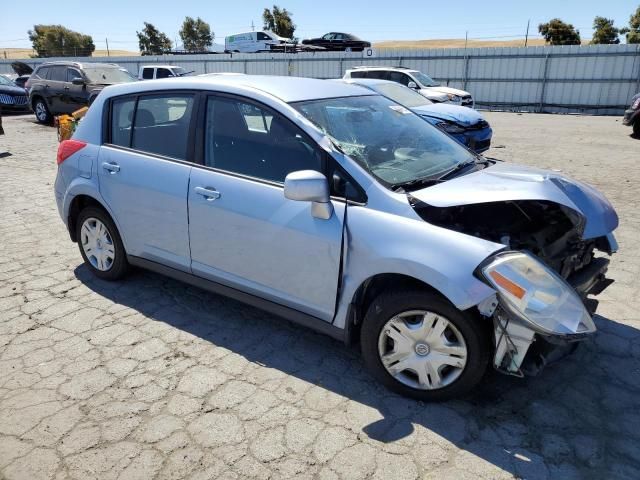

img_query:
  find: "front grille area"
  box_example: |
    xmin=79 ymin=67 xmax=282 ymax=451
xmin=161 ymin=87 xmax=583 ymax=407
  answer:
xmin=461 ymin=95 xmax=474 ymax=107
xmin=0 ymin=94 xmax=28 ymax=106
xmin=467 ymin=120 xmax=490 ymax=130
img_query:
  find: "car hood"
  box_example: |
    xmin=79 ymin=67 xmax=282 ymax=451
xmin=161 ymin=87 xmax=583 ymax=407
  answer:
xmin=0 ymin=84 xmax=27 ymax=95
xmin=412 ymin=103 xmax=485 ymax=126
xmin=426 ymin=85 xmax=470 ymax=97
xmin=410 ymin=163 xmax=618 ymax=239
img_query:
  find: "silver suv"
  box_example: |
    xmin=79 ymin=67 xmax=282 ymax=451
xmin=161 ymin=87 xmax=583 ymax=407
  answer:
xmin=344 ymin=66 xmax=474 ymax=107
xmin=54 ymin=75 xmax=618 ymax=400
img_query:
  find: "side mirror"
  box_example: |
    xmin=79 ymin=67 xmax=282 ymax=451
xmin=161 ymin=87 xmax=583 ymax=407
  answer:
xmin=407 ymin=81 xmax=418 ymax=89
xmin=71 ymin=77 xmax=85 ymax=85
xmin=284 ymin=170 xmax=333 ymax=220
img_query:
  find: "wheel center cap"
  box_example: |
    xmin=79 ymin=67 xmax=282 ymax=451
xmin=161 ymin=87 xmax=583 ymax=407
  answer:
xmin=415 ymin=343 xmax=430 ymax=356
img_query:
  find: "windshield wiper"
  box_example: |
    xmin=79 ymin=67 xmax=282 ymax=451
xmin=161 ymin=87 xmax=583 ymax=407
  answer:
xmin=435 ymin=159 xmax=477 ymax=181
xmin=391 ymin=159 xmax=478 ymax=192
xmin=390 ymin=176 xmax=440 ymax=192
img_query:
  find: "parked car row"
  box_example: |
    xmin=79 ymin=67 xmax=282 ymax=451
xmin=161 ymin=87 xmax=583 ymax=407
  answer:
xmin=224 ymin=30 xmax=371 ymax=53
xmin=54 ymin=74 xmax=618 ymax=400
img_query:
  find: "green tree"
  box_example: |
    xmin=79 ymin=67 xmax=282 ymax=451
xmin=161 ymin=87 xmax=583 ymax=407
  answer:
xmin=262 ymin=5 xmax=295 ymax=39
xmin=624 ymin=6 xmax=640 ymax=44
xmin=28 ymin=25 xmax=95 ymax=57
xmin=179 ymin=17 xmax=213 ymax=52
xmin=137 ymin=22 xmax=172 ymax=56
xmin=538 ymin=18 xmax=581 ymax=45
xmin=591 ymin=17 xmax=623 ymax=44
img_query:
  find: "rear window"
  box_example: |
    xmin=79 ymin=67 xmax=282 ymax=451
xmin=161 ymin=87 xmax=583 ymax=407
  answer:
xmin=350 ymin=71 xmax=368 ymax=79
xmin=83 ymin=67 xmax=135 ymax=84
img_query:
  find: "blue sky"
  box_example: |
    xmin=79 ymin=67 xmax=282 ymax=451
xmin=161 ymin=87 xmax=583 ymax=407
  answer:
xmin=1 ymin=0 xmax=637 ymax=51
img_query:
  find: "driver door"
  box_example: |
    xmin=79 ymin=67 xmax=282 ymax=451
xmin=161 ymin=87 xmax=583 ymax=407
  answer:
xmin=188 ymin=95 xmax=345 ymax=321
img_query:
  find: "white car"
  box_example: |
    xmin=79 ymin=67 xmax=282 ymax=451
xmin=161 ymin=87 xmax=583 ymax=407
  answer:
xmin=224 ymin=30 xmax=295 ymax=53
xmin=138 ymin=65 xmax=193 ymax=80
xmin=344 ymin=66 xmax=474 ymax=107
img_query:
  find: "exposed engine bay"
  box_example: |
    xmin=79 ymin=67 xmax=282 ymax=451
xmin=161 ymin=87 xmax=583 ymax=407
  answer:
xmin=409 ymin=197 xmax=616 ymax=376
xmin=411 ymin=198 xmax=614 ymax=298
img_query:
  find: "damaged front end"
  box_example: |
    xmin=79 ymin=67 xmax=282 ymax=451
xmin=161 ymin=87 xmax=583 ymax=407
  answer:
xmin=409 ymin=163 xmax=619 ymax=376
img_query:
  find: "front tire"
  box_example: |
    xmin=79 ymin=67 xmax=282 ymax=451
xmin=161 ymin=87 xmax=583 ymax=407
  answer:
xmin=76 ymin=207 xmax=129 ymax=280
xmin=33 ymin=98 xmax=52 ymax=124
xmin=360 ymin=290 xmax=490 ymax=401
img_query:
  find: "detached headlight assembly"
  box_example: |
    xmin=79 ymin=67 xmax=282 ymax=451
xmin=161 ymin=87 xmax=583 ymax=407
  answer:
xmin=481 ymin=252 xmax=596 ymax=336
xmin=437 ymin=121 xmax=466 ymax=134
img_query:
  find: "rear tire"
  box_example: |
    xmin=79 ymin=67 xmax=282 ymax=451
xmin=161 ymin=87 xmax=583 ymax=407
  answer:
xmin=76 ymin=206 xmax=129 ymax=280
xmin=633 ymin=121 xmax=640 ymax=138
xmin=360 ymin=289 xmax=490 ymax=401
xmin=33 ymin=98 xmax=52 ymax=124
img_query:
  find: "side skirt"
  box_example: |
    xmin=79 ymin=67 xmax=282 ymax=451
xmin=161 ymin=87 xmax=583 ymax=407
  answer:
xmin=127 ymin=255 xmax=347 ymax=343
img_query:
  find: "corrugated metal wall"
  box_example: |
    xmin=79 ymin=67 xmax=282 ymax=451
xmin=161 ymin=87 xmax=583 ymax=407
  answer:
xmin=2 ymin=44 xmax=638 ymax=114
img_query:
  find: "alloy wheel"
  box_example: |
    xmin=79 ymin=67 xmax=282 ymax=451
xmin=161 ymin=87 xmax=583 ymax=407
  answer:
xmin=377 ymin=310 xmax=468 ymax=390
xmin=35 ymin=101 xmax=48 ymax=121
xmin=80 ymin=217 xmax=115 ymax=271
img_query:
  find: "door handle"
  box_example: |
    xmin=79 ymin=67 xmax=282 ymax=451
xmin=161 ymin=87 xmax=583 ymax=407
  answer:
xmin=194 ymin=186 xmax=221 ymax=201
xmin=102 ymin=162 xmax=120 ymax=174
xmin=64 ymin=86 xmax=70 ymax=90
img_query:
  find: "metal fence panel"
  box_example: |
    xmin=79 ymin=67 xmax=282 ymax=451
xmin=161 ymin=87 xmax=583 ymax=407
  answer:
xmin=1 ymin=44 xmax=638 ymax=114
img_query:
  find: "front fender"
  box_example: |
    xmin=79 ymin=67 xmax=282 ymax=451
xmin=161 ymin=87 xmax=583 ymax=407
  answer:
xmin=333 ymin=204 xmax=503 ymax=329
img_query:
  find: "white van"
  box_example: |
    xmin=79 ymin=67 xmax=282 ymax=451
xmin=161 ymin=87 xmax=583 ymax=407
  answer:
xmin=138 ymin=65 xmax=192 ymax=80
xmin=225 ymin=30 xmax=294 ymax=53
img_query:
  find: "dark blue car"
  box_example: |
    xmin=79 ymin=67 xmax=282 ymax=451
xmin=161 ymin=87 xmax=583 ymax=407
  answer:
xmin=343 ymin=78 xmax=492 ymax=153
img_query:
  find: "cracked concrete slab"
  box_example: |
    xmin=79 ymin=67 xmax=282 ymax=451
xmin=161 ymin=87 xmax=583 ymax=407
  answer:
xmin=0 ymin=112 xmax=639 ymax=479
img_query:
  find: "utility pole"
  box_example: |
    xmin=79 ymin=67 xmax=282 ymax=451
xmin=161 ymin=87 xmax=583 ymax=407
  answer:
xmin=464 ymin=30 xmax=468 ymax=50
xmin=251 ymin=20 xmax=255 ymax=32
xmin=525 ymin=19 xmax=530 ymax=47
xmin=105 ymin=38 xmax=110 ymax=56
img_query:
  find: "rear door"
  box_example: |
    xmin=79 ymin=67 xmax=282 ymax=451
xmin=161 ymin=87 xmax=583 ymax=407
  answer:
xmin=188 ymin=95 xmax=345 ymax=320
xmin=98 ymin=92 xmax=197 ymax=271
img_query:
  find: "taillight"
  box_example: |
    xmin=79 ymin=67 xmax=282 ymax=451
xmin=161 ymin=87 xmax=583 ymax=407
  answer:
xmin=56 ymin=139 xmax=87 ymax=165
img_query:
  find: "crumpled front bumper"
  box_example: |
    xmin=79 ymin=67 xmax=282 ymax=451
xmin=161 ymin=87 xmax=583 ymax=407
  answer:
xmin=482 ymin=234 xmax=617 ymax=377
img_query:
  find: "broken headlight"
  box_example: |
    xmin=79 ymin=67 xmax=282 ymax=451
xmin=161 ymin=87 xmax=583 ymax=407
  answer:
xmin=437 ymin=121 xmax=466 ymax=134
xmin=481 ymin=251 xmax=596 ymax=336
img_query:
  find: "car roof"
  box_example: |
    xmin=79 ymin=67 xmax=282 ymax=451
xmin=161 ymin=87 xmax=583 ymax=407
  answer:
xmin=342 ymin=78 xmax=396 ymax=88
xmin=349 ymin=66 xmax=417 ymax=72
xmin=37 ymin=61 xmax=122 ymax=69
xmin=102 ymin=75 xmax=376 ymax=103
xmin=141 ymin=65 xmax=181 ymax=69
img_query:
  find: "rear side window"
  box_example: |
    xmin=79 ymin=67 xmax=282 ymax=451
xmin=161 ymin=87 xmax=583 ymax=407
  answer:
xmin=367 ymin=70 xmax=389 ymax=80
xmin=49 ymin=66 xmax=67 ymax=82
xmin=109 ymin=94 xmax=194 ymax=160
xmin=156 ymin=68 xmax=172 ymax=79
xmin=132 ymin=95 xmax=194 ymax=160
xmin=388 ymin=71 xmax=410 ymax=86
xmin=111 ymin=97 xmax=136 ymax=147
xmin=142 ymin=68 xmax=154 ymax=79
xmin=350 ymin=71 xmax=368 ymax=79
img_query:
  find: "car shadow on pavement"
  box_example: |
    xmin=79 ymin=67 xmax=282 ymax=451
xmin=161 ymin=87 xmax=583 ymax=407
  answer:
xmin=75 ymin=264 xmax=640 ymax=479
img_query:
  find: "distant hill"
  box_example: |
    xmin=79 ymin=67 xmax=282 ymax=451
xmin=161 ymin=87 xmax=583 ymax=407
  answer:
xmin=1 ymin=48 xmax=140 ymax=59
xmin=374 ymin=38 xmax=549 ymax=49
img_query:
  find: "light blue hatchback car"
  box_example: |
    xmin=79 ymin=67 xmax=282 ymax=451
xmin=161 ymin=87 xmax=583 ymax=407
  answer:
xmin=55 ymin=75 xmax=618 ymax=400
